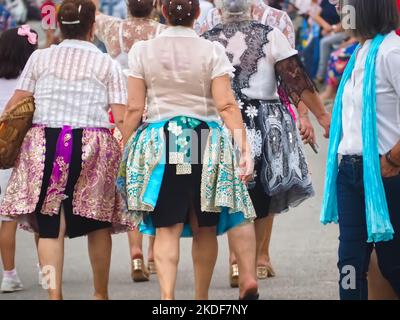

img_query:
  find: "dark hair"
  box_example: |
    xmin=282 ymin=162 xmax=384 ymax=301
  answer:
xmin=0 ymin=28 xmax=38 ymax=79
xmin=162 ymin=0 xmax=199 ymax=27
xmin=346 ymin=0 xmax=399 ymax=39
xmin=128 ymin=0 xmax=155 ymax=18
xmin=58 ymin=0 xmax=96 ymax=40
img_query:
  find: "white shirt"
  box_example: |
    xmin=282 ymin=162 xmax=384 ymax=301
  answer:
xmin=200 ymin=1 xmax=295 ymax=48
xmin=95 ymin=14 xmax=166 ymax=70
xmin=0 ymin=77 xmax=19 ymax=113
xmin=238 ymin=27 xmax=298 ymax=100
xmin=128 ymin=26 xmax=235 ymax=123
xmin=338 ymin=32 xmax=400 ymax=155
xmin=18 ymin=39 xmax=127 ymax=129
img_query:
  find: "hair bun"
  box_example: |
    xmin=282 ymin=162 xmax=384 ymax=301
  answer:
xmin=60 ymin=1 xmax=81 ymax=24
xmin=169 ymin=0 xmax=193 ymax=20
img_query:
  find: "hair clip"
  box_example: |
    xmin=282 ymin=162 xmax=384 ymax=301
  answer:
xmin=17 ymin=25 xmax=37 ymax=45
xmin=187 ymin=12 xmax=191 ymax=16
xmin=78 ymin=4 xmax=82 ymax=13
xmin=177 ymin=4 xmax=182 ymax=10
xmin=61 ymin=19 xmax=80 ymax=24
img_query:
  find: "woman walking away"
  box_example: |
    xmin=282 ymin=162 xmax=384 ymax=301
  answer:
xmin=0 ymin=0 xmax=131 ymax=300
xmin=93 ymin=0 xmax=166 ymax=280
xmin=118 ymin=0 xmax=259 ymax=300
xmin=203 ymin=0 xmax=330 ymax=290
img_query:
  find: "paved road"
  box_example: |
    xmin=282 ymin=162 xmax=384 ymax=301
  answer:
xmin=0 ymin=116 xmax=339 ymax=300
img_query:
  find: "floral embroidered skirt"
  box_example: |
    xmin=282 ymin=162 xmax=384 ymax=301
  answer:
xmin=0 ymin=125 xmax=134 ymax=238
xmin=117 ymin=116 xmax=256 ymax=237
xmin=240 ymin=98 xmax=315 ymax=215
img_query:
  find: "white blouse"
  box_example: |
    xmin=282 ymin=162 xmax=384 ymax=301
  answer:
xmin=95 ymin=14 xmax=166 ymax=70
xmin=200 ymin=2 xmax=295 ymax=48
xmin=338 ymin=31 xmax=400 ymax=155
xmin=18 ymin=39 xmax=127 ymax=129
xmin=239 ymin=27 xmax=298 ymax=100
xmin=128 ymin=26 xmax=235 ymax=123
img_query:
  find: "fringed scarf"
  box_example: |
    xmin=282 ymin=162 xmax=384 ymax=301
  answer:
xmin=321 ymin=34 xmax=395 ymax=243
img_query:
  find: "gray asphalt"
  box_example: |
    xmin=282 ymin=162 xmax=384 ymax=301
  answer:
xmin=0 ymin=116 xmax=339 ymax=300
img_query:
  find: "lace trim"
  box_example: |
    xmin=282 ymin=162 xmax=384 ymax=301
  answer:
xmin=275 ymin=55 xmax=318 ymax=106
xmin=203 ymin=21 xmax=273 ymax=99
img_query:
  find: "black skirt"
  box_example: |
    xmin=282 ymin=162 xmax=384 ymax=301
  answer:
xmin=150 ymin=121 xmax=220 ymax=229
xmin=248 ymin=162 xmax=271 ymax=220
xmin=35 ymin=128 xmax=111 ymax=239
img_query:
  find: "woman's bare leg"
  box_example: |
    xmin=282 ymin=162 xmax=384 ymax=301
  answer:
xmin=88 ymin=228 xmax=112 ymax=300
xmin=228 ymin=223 xmax=258 ymax=298
xmin=38 ymin=211 xmax=66 ymax=300
xmin=190 ymin=211 xmax=218 ymax=300
xmin=127 ymin=229 xmax=144 ymax=259
xmin=0 ymin=221 xmax=18 ymax=271
xmin=154 ymin=223 xmax=183 ymax=300
xmin=258 ymin=215 xmax=274 ymax=266
xmin=148 ymin=236 xmax=155 ymax=262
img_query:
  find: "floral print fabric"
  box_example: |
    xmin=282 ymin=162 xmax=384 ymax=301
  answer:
xmin=117 ymin=117 xmax=256 ymax=228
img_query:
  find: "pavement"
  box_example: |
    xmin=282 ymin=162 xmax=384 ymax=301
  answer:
xmin=0 ymin=115 xmax=340 ymax=300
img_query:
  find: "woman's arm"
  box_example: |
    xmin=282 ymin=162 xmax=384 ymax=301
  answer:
xmin=275 ymin=55 xmax=331 ymax=138
xmin=297 ymin=101 xmax=316 ymax=144
xmin=110 ymin=104 xmax=126 ymax=133
xmin=313 ymin=13 xmax=332 ymax=33
xmin=381 ymin=141 xmax=400 ymax=178
xmin=211 ymin=75 xmax=253 ymax=182
xmin=2 ymin=90 xmax=33 ymax=115
xmin=300 ymin=90 xmax=331 ymax=138
xmin=121 ymin=77 xmax=146 ymax=144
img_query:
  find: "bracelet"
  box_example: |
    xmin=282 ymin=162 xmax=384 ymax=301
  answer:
xmin=385 ymin=150 xmax=400 ymax=168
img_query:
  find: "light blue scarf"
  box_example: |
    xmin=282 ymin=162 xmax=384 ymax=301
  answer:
xmin=321 ymin=34 xmax=394 ymax=243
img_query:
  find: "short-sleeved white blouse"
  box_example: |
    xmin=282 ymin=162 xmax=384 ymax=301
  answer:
xmin=128 ymin=26 xmax=235 ymax=123
xmin=200 ymin=2 xmax=295 ymax=49
xmin=17 ymin=39 xmax=127 ymax=129
xmin=95 ymin=14 xmax=166 ymax=69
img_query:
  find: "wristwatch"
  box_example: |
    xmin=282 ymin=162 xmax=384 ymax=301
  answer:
xmin=385 ymin=150 xmax=400 ymax=168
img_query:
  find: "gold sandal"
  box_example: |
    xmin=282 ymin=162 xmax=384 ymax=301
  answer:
xmin=229 ymin=263 xmax=239 ymax=288
xmin=131 ymin=258 xmax=150 ymax=282
xmin=257 ymin=263 xmax=276 ymax=280
xmin=148 ymin=260 xmax=157 ymax=275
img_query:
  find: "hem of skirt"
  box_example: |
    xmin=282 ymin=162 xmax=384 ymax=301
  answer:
xmin=269 ymin=186 xmax=315 ymax=214
xmin=2 ymin=211 xmax=133 ymax=235
xmin=139 ymin=212 xmax=253 ymax=238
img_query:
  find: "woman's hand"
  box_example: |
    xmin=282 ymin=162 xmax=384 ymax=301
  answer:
xmin=298 ymin=114 xmax=316 ymax=145
xmin=381 ymin=155 xmax=400 ymax=178
xmin=239 ymin=150 xmax=254 ymax=184
xmin=316 ymin=112 xmax=331 ymax=139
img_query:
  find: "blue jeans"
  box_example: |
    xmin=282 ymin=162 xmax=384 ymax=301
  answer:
xmin=337 ymin=155 xmax=400 ymax=300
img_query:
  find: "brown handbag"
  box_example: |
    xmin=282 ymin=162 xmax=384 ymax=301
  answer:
xmin=0 ymin=96 xmax=35 ymax=169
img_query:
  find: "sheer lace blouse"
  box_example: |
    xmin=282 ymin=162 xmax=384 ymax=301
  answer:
xmin=128 ymin=26 xmax=235 ymax=123
xmin=95 ymin=14 xmax=166 ymax=69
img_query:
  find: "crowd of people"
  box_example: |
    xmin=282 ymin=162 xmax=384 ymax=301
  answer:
xmin=0 ymin=0 xmax=399 ymax=300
